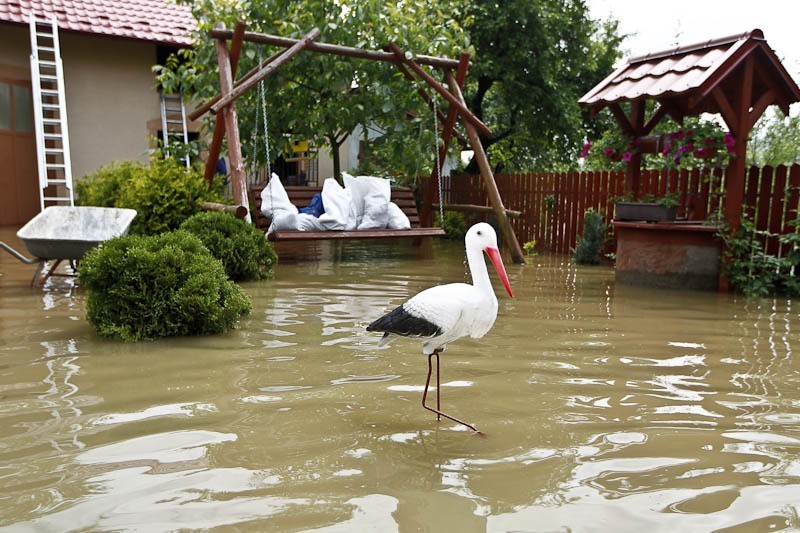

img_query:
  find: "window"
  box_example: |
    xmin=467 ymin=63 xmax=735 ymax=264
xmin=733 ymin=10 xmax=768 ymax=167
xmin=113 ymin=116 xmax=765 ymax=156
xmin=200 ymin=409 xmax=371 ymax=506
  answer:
xmin=13 ymin=85 xmax=33 ymax=132
xmin=0 ymin=82 xmax=10 ymax=130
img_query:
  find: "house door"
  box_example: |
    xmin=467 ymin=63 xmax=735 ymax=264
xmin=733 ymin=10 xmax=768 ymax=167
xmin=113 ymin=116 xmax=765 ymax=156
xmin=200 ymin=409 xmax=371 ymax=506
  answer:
xmin=0 ymin=79 xmax=39 ymax=226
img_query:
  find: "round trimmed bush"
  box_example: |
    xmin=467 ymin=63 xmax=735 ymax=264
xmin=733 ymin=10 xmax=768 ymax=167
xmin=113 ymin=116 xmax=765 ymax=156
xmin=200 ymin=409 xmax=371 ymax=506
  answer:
xmin=180 ymin=212 xmax=278 ymax=281
xmin=79 ymin=231 xmax=251 ymax=341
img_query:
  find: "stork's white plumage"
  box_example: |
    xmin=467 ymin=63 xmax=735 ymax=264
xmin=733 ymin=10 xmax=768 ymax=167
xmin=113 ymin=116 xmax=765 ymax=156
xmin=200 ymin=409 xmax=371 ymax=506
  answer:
xmin=367 ymin=222 xmax=513 ymax=433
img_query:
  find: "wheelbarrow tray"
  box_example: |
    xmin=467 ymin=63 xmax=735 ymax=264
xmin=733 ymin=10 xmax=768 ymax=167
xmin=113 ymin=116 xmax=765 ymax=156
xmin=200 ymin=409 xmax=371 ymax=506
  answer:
xmin=17 ymin=206 xmax=137 ymax=260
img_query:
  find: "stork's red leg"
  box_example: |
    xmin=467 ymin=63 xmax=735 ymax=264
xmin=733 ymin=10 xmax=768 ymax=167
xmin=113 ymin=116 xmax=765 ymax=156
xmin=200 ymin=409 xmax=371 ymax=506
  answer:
xmin=422 ymin=350 xmax=482 ymax=434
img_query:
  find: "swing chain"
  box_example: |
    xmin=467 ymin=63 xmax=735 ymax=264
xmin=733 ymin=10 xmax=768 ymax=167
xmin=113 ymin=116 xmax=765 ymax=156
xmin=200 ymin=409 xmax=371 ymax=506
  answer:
xmin=432 ymin=97 xmax=444 ymax=228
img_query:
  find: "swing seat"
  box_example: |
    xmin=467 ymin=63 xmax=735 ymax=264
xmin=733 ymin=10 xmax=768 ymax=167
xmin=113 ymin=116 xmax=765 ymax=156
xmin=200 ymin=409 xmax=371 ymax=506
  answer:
xmin=249 ymin=184 xmax=445 ymax=241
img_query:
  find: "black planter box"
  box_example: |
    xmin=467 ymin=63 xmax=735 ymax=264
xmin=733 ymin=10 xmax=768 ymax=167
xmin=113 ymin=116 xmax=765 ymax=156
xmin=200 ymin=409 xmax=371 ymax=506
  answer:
xmin=614 ymin=202 xmax=677 ymax=222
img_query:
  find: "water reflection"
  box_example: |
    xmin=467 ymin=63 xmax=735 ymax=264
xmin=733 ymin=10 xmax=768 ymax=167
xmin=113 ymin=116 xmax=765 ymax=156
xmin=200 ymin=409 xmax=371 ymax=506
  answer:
xmin=1 ymin=233 xmax=800 ymax=531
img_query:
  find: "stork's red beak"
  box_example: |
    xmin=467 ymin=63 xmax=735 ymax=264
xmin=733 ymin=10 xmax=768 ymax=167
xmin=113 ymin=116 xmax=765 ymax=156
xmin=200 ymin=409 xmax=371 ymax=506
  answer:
xmin=485 ymin=247 xmax=513 ymax=297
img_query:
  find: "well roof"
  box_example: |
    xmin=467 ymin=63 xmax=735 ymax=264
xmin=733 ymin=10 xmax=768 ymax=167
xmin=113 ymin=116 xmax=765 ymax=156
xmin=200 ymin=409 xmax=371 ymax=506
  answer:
xmin=579 ymin=29 xmax=800 ymax=118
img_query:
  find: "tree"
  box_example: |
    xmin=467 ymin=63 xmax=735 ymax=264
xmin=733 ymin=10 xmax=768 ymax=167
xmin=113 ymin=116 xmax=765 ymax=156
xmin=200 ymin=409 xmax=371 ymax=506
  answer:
xmin=461 ymin=0 xmax=623 ymax=172
xmin=165 ymin=0 xmax=470 ymax=181
xmin=748 ymin=106 xmax=800 ymax=167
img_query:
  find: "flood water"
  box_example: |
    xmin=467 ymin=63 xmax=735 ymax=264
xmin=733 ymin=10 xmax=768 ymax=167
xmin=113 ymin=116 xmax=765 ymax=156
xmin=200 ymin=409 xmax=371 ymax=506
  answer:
xmin=1 ymin=227 xmax=800 ymax=532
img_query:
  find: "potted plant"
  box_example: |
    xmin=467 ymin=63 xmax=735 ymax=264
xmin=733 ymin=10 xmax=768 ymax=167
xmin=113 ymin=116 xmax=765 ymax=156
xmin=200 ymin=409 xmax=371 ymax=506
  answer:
xmin=614 ymin=193 xmax=679 ymax=222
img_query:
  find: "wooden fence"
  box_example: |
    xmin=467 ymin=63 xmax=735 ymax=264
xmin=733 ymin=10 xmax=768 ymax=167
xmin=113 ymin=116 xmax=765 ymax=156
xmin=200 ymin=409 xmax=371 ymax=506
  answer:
xmin=440 ymin=164 xmax=800 ymax=256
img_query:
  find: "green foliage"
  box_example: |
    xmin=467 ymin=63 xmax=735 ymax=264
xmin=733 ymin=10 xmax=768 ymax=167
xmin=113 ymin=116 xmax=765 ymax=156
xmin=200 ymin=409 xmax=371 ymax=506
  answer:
xmin=572 ymin=209 xmax=606 ymax=265
xmin=77 ymin=158 xmax=224 ymax=235
xmin=79 ymin=231 xmax=251 ymax=341
xmin=463 ymin=0 xmax=624 ymax=171
xmin=435 ymin=210 xmax=469 ymax=240
xmin=523 ymin=240 xmax=537 ymax=255
xmin=718 ymin=216 xmax=800 ymax=298
xmin=75 ymin=161 xmax=141 ymax=208
xmin=748 ymin=107 xmax=800 ymax=167
xmin=180 ymin=212 xmax=278 ymax=281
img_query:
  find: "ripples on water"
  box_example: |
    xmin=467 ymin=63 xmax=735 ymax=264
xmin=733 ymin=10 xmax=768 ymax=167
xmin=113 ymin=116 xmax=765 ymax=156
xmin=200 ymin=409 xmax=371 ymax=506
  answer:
xmin=1 ymin=236 xmax=799 ymax=531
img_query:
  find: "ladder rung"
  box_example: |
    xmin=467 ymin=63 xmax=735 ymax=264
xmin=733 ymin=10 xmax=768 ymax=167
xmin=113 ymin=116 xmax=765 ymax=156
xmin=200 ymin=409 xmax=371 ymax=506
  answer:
xmin=38 ymin=46 xmax=55 ymax=52
xmin=42 ymin=118 xmax=62 ymax=124
xmin=166 ymin=119 xmax=184 ymax=124
xmin=36 ymin=32 xmax=54 ymax=38
xmin=41 ymin=89 xmax=59 ymax=95
xmin=43 ymin=197 xmax=72 ymax=202
xmin=42 ymin=103 xmax=60 ymax=109
xmin=47 ymin=163 xmax=66 ymax=168
xmin=47 ymin=179 xmax=68 ymax=185
xmin=44 ymin=133 xmax=62 ymax=139
xmin=40 ymin=75 xmax=58 ymax=81
xmin=45 ymin=148 xmax=63 ymax=153
xmin=38 ymin=60 xmax=57 ymax=67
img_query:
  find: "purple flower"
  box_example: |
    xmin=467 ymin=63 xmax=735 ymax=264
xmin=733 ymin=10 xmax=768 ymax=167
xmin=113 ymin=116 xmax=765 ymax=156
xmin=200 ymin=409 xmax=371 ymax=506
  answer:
xmin=580 ymin=141 xmax=592 ymax=158
xmin=662 ymin=143 xmax=671 ymax=156
xmin=603 ymin=147 xmax=615 ymax=157
xmin=724 ymin=132 xmax=736 ymax=151
xmin=622 ymin=151 xmax=632 ymax=162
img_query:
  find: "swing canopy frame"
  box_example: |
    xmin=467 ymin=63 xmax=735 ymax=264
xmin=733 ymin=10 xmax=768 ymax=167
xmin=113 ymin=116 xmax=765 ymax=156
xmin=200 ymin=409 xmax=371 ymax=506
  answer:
xmin=192 ymin=21 xmax=525 ymax=263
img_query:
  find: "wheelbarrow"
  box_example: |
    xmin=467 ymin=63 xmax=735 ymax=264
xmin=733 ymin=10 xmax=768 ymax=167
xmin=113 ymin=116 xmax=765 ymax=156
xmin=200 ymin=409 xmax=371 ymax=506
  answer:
xmin=0 ymin=206 xmax=137 ymax=287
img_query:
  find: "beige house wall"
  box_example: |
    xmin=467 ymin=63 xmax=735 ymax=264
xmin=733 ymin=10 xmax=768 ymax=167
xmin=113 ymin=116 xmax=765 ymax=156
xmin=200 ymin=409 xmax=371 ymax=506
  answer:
xmin=0 ymin=23 xmax=167 ymax=181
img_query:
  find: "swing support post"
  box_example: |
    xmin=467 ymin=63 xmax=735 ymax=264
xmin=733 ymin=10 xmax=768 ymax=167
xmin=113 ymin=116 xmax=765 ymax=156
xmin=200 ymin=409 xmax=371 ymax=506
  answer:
xmin=214 ymin=22 xmax=250 ymax=222
xmin=204 ymin=22 xmax=246 ymax=188
xmin=446 ymin=70 xmax=526 ymax=264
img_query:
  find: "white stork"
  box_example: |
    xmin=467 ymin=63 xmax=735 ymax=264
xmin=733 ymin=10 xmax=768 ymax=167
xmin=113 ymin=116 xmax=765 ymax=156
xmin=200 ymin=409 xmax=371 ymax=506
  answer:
xmin=367 ymin=222 xmax=513 ymax=433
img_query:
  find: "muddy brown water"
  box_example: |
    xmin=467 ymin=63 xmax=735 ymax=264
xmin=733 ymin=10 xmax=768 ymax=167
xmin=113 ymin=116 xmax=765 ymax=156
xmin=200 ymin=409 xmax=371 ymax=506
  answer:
xmin=1 ymin=226 xmax=799 ymax=531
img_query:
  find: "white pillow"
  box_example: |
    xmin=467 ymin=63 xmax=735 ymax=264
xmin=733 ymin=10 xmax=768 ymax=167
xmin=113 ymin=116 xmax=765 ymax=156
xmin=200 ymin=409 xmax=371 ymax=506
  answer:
xmin=268 ymin=211 xmax=299 ymax=234
xmin=386 ymin=202 xmax=411 ymax=229
xmin=296 ymin=213 xmax=326 ymax=231
xmin=260 ymin=174 xmax=298 ymax=217
xmin=318 ymin=178 xmax=357 ymax=230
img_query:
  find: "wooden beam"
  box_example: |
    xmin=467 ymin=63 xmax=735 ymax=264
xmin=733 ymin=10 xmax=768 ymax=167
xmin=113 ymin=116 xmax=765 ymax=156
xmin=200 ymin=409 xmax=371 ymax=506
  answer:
xmin=746 ymin=88 xmax=778 ymax=132
xmin=711 ymin=86 xmax=739 ymax=133
xmin=214 ymin=23 xmax=250 ymax=222
xmin=608 ymin=103 xmax=635 ymax=136
xmin=190 ymin=44 xmax=283 ymax=122
xmin=200 ymin=201 xmax=248 ymax=218
xmin=724 ymin=55 xmax=754 ymax=239
xmin=387 ymin=43 xmax=492 ymax=138
xmin=204 ymin=21 xmax=246 ymax=187
xmin=642 ymin=103 xmax=670 ymax=134
xmin=446 ymin=70 xmax=525 ymax=264
xmin=210 ymin=28 xmax=321 ymax=115
xmin=209 ymin=28 xmax=464 ymax=70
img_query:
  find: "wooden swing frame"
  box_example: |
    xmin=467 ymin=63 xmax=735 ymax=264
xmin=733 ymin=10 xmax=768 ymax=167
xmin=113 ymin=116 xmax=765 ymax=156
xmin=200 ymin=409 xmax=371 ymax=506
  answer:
xmin=191 ymin=22 xmax=525 ymax=263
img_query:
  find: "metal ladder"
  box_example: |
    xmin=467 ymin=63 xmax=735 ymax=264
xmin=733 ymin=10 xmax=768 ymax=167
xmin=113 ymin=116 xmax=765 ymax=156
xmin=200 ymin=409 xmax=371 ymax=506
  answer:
xmin=29 ymin=13 xmax=74 ymax=210
xmin=160 ymin=93 xmax=190 ymax=167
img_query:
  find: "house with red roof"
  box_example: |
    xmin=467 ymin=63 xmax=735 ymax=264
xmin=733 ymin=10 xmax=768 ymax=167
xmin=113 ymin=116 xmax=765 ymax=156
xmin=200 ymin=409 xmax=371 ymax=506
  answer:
xmin=0 ymin=0 xmax=196 ymax=224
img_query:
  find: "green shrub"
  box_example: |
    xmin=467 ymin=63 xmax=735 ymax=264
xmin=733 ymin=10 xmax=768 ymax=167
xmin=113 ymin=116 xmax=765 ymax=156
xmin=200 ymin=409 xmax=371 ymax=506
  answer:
xmin=435 ymin=211 xmax=469 ymax=240
xmin=76 ymin=158 xmax=224 ymax=235
xmin=118 ymin=159 xmax=224 ymax=235
xmin=180 ymin=212 xmax=278 ymax=281
xmin=572 ymin=209 xmax=606 ymax=265
xmin=79 ymin=231 xmax=251 ymax=341
xmin=719 ymin=215 xmax=800 ymax=297
xmin=76 ymin=161 xmax=141 ymax=207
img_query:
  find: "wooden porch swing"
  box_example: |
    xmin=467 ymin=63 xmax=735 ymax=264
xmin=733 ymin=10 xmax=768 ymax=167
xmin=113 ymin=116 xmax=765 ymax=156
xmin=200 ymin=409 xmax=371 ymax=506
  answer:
xmin=191 ymin=22 xmax=525 ymax=263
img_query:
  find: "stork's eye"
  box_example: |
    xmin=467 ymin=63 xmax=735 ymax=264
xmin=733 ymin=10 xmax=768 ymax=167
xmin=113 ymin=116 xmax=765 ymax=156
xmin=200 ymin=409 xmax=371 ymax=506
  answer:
xmin=476 ymin=230 xmax=482 ymax=236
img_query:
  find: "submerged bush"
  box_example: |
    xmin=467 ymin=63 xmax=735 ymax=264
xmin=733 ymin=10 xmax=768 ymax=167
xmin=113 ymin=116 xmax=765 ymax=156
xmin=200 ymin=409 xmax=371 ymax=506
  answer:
xmin=76 ymin=158 xmax=224 ymax=235
xmin=572 ymin=209 xmax=606 ymax=265
xmin=180 ymin=212 xmax=278 ymax=281
xmin=79 ymin=231 xmax=251 ymax=341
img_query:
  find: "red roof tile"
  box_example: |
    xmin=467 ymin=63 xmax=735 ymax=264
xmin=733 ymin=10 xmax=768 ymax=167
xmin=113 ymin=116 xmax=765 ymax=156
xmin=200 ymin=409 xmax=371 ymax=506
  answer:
xmin=580 ymin=30 xmax=800 ymax=117
xmin=0 ymin=0 xmax=195 ymax=47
